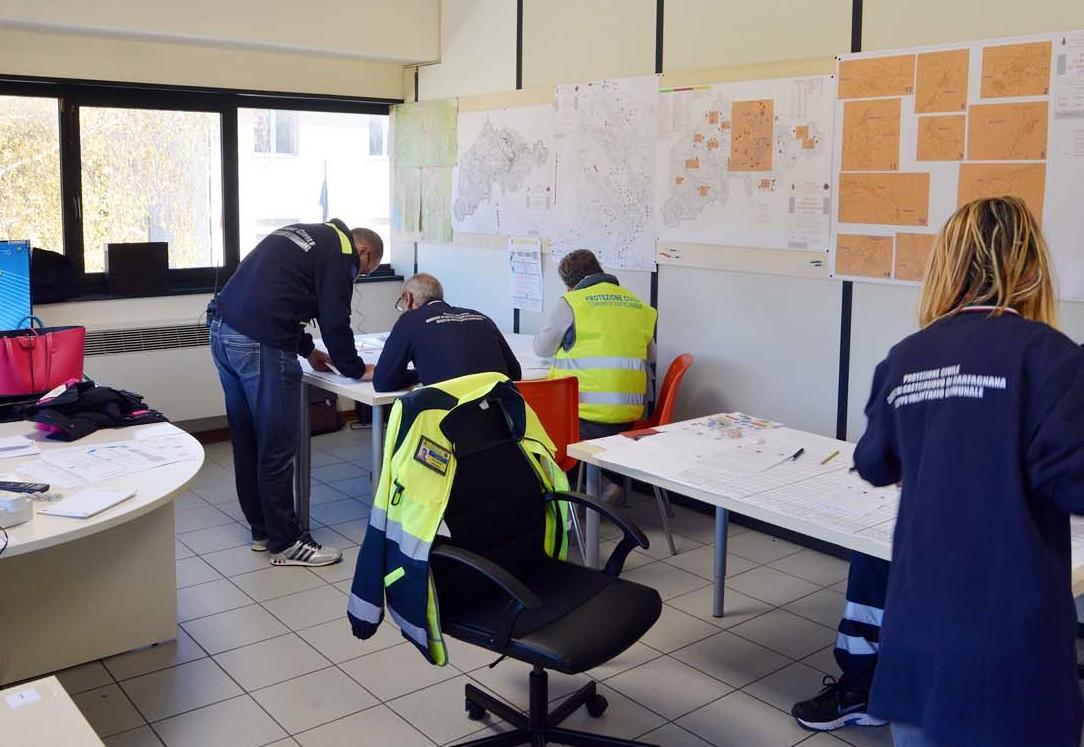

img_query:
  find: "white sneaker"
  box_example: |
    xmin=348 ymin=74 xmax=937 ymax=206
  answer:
xmin=271 ymin=534 xmax=343 ymax=567
xmin=251 ymin=538 xmax=269 ymax=552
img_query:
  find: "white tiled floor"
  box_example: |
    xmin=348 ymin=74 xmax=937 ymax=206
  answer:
xmin=39 ymin=426 xmax=903 ymax=747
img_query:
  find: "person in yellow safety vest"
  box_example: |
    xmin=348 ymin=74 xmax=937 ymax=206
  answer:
xmin=533 ymin=249 xmax=657 ymax=500
xmin=348 ymin=372 xmax=569 ymax=665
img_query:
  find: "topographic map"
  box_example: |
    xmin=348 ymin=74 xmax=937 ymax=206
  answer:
xmin=552 ymin=76 xmax=658 ymax=271
xmin=655 ymin=76 xmax=835 ymax=251
xmin=452 ymin=105 xmax=556 ymax=236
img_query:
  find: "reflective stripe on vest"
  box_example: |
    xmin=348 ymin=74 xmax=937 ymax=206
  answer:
xmin=551 ymin=356 xmax=648 ymax=372
xmin=348 ymin=593 xmax=383 ymax=624
xmin=324 ymin=222 xmax=353 ymax=254
xmin=579 ymin=391 xmax=645 ymax=405
xmin=552 ymin=282 xmax=656 ymax=424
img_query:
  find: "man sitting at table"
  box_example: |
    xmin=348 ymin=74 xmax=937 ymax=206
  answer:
xmin=373 ymin=273 xmax=521 ymax=392
xmin=533 ymin=249 xmax=656 ymax=500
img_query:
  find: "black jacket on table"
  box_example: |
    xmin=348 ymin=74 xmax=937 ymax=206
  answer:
xmin=373 ymin=300 xmax=521 ymax=392
xmin=211 ymin=219 xmax=365 ymax=378
xmin=855 ymin=308 xmax=1084 ymax=747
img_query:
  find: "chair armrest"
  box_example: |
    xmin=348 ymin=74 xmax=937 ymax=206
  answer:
xmin=545 ymin=491 xmax=649 ymax=549
xmin=545 ymin=491 xmax=650 ymax=577
xmin=430 ymin=542 xmax=542 ymax=611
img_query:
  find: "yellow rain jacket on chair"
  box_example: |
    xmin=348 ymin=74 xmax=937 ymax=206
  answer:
xmin=347 ymin=372 xmax=569 ymax=665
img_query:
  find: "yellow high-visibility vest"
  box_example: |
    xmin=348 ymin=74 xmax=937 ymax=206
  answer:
xmin=551 ymin=281 xmax=657 ymax=424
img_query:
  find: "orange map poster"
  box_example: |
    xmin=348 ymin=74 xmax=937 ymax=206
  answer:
xmin=915 ymin=49 xmax=970 ymax=113
xmin=967 ymin=102 xmax=1048 ymax=160
xmin=958 ymin=163 xmax=1047 ymax=223
xmin=980 ymin=41 xmax=1052 ymax=97
xmin=842 ymin=98 xmax=902 ymax=171
xmin=895 ymin=233 xmax=937 ymax=281
xmin=917 ymin=115 xmax=965 ymax=161
xmin=838 ymin=55 xmax=916 ymax=99
xmin=729 ymin=99 xmax=774 ymax=172
xmin=838 ymin=172 xmax=930 ymax=226
xmin=835 ymin=234 xmax=893 ymax=278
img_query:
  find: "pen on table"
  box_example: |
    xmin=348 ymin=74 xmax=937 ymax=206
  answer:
xmin=764 ymin=447 xmax=805 ymax=471
xmin=820 ymin=449 xmax=840 ymax=465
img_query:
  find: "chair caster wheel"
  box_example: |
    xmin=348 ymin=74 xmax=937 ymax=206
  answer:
xmin=466 ymin=700 xmax=487 ymax=721
xmin=586 ymin=694 xmax=608 ymax=718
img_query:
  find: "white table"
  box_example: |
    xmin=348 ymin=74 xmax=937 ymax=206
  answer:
xmin=0 ymin=676 xmax=103 ymax=746
xmin=295 ymin=332 xmax=550 ymax=529
xmin=568 ymin=414 xmax=1084 ymax=618
xmin=0 ymin=422 xmax=203 ymax=685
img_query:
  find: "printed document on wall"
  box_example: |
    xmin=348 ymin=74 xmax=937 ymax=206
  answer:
xmin=453 ymin=105 xmax=556 ymax=237
xmin=656 ymin=76 xmax=835 ymax=251
xmin=552 ymin=76 xmax=658 ymax=271
xmin=830 ymin=31 xmax=1084 ymax=300
xmin=508 ymin=236 xmax=544 ymax=313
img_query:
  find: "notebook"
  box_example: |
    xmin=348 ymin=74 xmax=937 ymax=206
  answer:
xmin=38 ymin=488 xmax=135 ymax=519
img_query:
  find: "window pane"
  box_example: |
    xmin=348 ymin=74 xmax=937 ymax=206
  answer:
xmin=80 ymin=107 xmax=224 ymax=272
xmin=238 ymin=109 xmax=390 ymax=261
xmin=0 ymin=96 xmax=63 ymax=253
xmin=274 ymin=111 xmax=298 ymax=155
xmin=368 ymin=117 xmax=385 ymax=157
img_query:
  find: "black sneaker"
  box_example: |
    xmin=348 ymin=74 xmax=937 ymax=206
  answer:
xmin=791 ymin=675 xmax=887 ymax=731
xmin=270 ymin=533 xmax=342 ymax=567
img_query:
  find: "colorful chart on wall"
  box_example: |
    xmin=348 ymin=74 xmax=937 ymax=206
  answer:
xmin=390 ymin=99 xmax=458 ymax=243
xmin=452 ymin=104 xmax=556 ymax=237
xmin=830 ymin=31 xmax=1084 ymax=301
xmin=656 ymin=75 xmax=835 ymax=252
xmin=551 ymin=75 xmax=658 ymax=272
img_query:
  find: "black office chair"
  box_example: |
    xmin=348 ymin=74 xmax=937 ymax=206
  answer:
xmin=429 ymin=394 xmax=663 ymax=747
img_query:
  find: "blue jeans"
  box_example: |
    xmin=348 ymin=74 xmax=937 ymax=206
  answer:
xmin=210 ymin=320 xmax=302 ymax=553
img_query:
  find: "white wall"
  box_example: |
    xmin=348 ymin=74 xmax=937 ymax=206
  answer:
xmin=0 ymin=0 xmax=439 ymax=64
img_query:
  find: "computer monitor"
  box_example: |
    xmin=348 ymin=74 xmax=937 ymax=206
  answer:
xmin=0 ymin=240 xmax=31 ymax=332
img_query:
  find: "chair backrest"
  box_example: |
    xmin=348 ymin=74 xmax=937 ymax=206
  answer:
xmin=513 ymin=377 xmax=580 ymax=471
xmin=650 ymin=353 xmax=694 ymax=427
xmin=441 ymin=397 xmax=551 ymax=575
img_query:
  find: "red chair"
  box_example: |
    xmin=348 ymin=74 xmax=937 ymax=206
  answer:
xmin=514 ymin=377 xmax=589 ymax=562
xmin=623 ymin=354 xmax=695 ymax=555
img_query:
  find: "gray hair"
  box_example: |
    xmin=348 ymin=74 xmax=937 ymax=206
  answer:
xmin=403 ymin=273 xmax=444 ymax=304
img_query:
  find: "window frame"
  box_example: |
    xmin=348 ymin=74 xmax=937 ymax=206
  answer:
xmin=0 ymin=75 xmax=398 ymax=300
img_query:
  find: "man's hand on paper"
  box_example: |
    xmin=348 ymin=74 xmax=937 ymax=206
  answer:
xmin=308 ymin=350 xmax=333 ymax=372
xmin=359 ymin=364 xmax=375 ymax=382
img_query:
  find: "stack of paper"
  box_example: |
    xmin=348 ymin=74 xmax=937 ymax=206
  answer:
xmin=0 ymin=436 xmax=40 ymax=460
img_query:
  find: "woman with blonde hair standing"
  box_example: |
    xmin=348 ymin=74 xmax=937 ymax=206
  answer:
xmin=853 ymin=196 xmax=1084 ymax=747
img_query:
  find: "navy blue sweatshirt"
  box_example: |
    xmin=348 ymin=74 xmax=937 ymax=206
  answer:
xmin=373 ymin=300 xmax=521 ymax=392
xmin=211 ymin=220 xmax=365 ymax=378
xmin=855 ymin=308 xmax=1084 ymax=747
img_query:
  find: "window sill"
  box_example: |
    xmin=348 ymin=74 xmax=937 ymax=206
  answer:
xmin=34 ymin=273 xmax=403 ymax=305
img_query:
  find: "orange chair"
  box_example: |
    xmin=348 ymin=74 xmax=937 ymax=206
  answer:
xmin=623 ymin=353 xmax=695 ymax=555
xmin=514 ymin=377 xmax=589 ymax=562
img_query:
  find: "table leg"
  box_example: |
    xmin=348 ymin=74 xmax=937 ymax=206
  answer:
xmin=370 ymin=402 xmax=384 ymax=492
xmin=585 ymin=463 xmax=601 ymax=569
xmin=296 ymin=381 xmax=312 ymax=531
xmin=713 ymin=507 xmax=729 ymax=618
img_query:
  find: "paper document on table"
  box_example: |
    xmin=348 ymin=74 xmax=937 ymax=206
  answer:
xmin=40 ymin=442 xmax=182 ymax=483
xmin=136 ymin=435 xmax=203 ymax=463
xmin=14 ymin=460 xmax=86 ymax=489
xmin=671 ymin=459 xmax=849 ymax=499
xmin=38 ymin=487 xmax=135 ymax=518
xmin=509 ymin=237 xmax=544 ymax=313
xmin=300 ymin=360 xmax=363 ymax=387
xmin=131 ymin=423 xmax=177 ymax=441
xmin=0 ymin=435 xmax=40 ymax=459
xmin=751 ymin=470 xmax=899 ymax=537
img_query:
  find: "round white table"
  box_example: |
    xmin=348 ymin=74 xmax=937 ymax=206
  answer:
xmin=0 ymin=421 xmax=203 ymax=686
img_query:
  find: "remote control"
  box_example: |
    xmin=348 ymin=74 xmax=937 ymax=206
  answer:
xmin=0 ymin=481 xmax=50 ymax=493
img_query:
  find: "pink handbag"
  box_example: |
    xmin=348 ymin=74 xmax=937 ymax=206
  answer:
xmin=0 ymin=316 xmax=86 ymax=396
